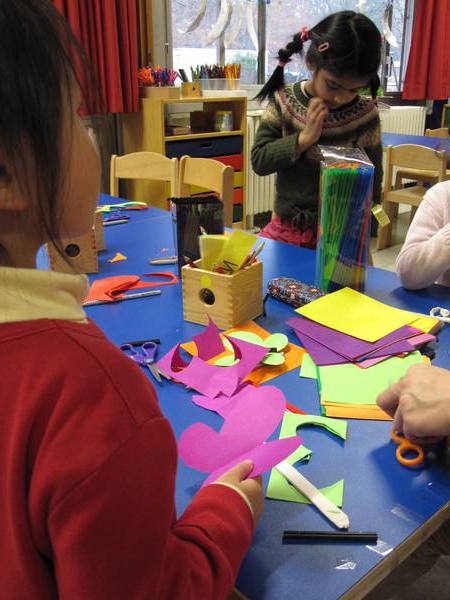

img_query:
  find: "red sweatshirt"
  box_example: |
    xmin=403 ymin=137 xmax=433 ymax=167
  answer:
xmin=0 ymin=318 xmax=253 ymax=599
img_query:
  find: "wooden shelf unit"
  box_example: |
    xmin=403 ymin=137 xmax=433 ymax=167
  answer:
xmin=121 ymin=95 xmax=247 ymax=227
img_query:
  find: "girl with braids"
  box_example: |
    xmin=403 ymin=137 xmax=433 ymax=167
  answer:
xmin=252 ymin=10 xmax=383 ymax=247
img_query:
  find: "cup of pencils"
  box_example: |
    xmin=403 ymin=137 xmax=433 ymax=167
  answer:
xmin=191 ymin=63 xmax=241 ymax=92
xmin=315 ymin=146 xmax=374 ymax=293
xmin=138 ymin=66 xmax=180 ymax=98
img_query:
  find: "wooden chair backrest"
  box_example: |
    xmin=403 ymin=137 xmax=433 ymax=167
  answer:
xmin=110 ymin=152 xmax=178 ymax=198
xmin=178 ymin=156 xmax=234 ymax=227
xmin=384 ymin=144 xmax=447 ymax=192
xmin=425 ymin=127 xmax=450 ymax=139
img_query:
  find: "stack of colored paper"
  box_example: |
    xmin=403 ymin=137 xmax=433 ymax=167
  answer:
xmin=316 ymin=147 xmax=374 ymax=292
xmin=289 ymin=287 xmax=438 ymax=420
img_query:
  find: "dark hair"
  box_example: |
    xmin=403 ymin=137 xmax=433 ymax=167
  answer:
xmin=0 ymin=0 xmax=93 ymax=264
xmin=256 ymin=11 xmax=381 ymax=103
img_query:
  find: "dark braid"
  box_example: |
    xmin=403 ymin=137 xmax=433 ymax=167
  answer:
xmin=255 ymin=33 xmax=304 ymax=102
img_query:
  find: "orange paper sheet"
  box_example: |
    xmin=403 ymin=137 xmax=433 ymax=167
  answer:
xmin=182 ymin=320 xmax=305 ymax=386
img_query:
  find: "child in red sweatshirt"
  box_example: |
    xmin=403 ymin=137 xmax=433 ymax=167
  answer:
xmin=0 ymin=2 xmax=262 ymax=598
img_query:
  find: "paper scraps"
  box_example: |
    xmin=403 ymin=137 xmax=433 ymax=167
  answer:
xmin=157 ymin=336 xmax=268 ymax=398
xmin=108 ymin=252 xmax=127 ymax=263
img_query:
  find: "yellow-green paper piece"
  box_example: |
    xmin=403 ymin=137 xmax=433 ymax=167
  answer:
xmin=266 ymin=413 xmax=347 ymax=506
xmin=318 ymin=351 xmax=424 ymax=405
xmin=299 ymin=353 xmax=318 ymax=379
xmin=296 ymin=287 xmax=418 ymax=342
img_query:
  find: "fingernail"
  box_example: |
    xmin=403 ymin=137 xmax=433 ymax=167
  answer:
xmin=243 ymin=459 xmax=254 ymax=468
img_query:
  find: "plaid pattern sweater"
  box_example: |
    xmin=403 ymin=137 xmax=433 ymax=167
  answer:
xmin=251 ymin=81 xmax=382 ymax=229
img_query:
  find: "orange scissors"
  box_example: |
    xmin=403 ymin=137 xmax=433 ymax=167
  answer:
xmin=391 ymin=429 xmax=425 ymax=468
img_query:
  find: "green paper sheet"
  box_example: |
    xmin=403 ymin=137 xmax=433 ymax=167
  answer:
xmin=300 ymin=353 xmax=318 ymax=379
xmin=318 ymin=351 xmax=424 ymax=405
xmin=266 ymin=413 xmax=347 ymax=506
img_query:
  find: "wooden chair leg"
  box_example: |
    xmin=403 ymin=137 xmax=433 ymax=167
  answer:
xmin=377 ymin=201 xmax=395 ymax=250
xmin=410 ymin=205 xmax=418 ymax=224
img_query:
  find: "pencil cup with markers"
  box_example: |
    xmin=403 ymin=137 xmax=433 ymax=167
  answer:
xmin=315 ymin=146 xmax=374 ymax=293
xmin=182 ymin=232 xmax=264 ymax=330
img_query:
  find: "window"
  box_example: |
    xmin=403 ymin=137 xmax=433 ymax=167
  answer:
xmin=169 ymin=0 xmax=411 ymax=93
xmin=171 ymin=0 xmax=259 ymax=84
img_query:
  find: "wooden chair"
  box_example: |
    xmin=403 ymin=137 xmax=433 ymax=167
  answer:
xmin=178 ymin=156 xmax=234 ymax=227
xmin=110 ymin=151 xmax=178 ymax=202
xmin=377 ymin=144 xmax=447 ymax=250
xmin=441 ymin=104 xmax=450 ymax=128
xmin=394 ymin=128 xmax=450 ymax=188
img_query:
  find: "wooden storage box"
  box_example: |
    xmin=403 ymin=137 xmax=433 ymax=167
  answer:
xmin=181 ymin=82 xmax=202 ymax=97
xmin=182 ymin=260 xmax=263 ymax=329
xmin=139 ymin=86 xmax=180 ymax=99
xmin=46 ymin=229 xmax=98 ymax=274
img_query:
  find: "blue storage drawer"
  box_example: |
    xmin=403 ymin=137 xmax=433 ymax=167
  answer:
xmin=166 ymin=135 xmax=243 ymax=159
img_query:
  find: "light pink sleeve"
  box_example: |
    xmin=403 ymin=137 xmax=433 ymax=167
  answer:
xmin=396 ymin=184 xmax=450 ymax=289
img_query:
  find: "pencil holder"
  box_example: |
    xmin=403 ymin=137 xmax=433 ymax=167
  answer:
xmin=182 ymin=260 xmax=263 ymax=329
xmin=46 ymin=229 xmax=98 ymax=274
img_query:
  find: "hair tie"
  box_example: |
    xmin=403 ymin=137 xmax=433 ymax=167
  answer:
xmin=300 ymin=26 xmax=309 ymax=42
xmin=318 ymin=42 xmax=330 ymax=53
xmin=278 ymin=59 xmax=288 ymax=68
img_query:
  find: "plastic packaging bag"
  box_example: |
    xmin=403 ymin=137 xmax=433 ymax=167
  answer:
xmin=316 ymin=146 xmax=374 ymax=292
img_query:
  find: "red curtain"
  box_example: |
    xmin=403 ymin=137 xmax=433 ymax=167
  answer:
xmin=403 ymin=0 xmax=450 ymax=100
xmin=54 ymin=0 xmax=139 ymax=113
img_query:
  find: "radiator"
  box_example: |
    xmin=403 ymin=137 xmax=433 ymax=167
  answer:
xmin=378 ymin=106 xmax=427 ymax=135
xmin=246 ymin=110 xmax=276 ymax=225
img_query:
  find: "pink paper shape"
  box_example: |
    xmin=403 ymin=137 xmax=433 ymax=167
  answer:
xmin=192 ymin=384 xmax=254 ymax=418
xmin=192 ymin=318 xmax=225 ymax=361
xmin=287 ymin=317 xmax=419 ymax=361
xmin=157 ymin=337 xmax=268 ymax=398
xmin=179 ymin=386 xmax=302 ymax=486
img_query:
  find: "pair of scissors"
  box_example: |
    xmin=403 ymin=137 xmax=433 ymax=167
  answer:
xmin=391 ymin=429 xmax=425 ymax=468
xmin=120 ymin=342 xmax=169 ymax=384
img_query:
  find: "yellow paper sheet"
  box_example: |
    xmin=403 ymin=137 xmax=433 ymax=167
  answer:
xmin=215 ymin=230 xmax=257 ymax=274
xmin=199 ymin=235 xmax=228 ymax=271
xmin=182 ymin=320 xmax=305 ymax=385
xmin=409 ymin=315 xmax=442 ymax=334
xmin=296 ymin=287 xmax=419 ymax=342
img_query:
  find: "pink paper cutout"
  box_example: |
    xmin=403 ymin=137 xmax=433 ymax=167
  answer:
xmin=179 ymin=386 xmax=302 ymax=486
xmin=157 ymin=337 xmax=268 ymax=398
xmin=192 ymin=318 xmax=225 ymax=361
xmin=192 ymin=384 xmax=254 ymax=418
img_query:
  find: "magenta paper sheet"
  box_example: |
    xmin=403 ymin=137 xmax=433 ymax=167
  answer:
xmin=179 ymin=385 xmax=302 ymax=486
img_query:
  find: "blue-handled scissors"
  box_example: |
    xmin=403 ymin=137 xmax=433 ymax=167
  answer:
xmin=120 ymin=342 xmax=169 ymax=384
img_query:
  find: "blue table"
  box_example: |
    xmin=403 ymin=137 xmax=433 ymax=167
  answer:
xmin=86 ymin=205 xmax=450 ymax=600
xmin=382 ymin=132 xmax=450 ymax=153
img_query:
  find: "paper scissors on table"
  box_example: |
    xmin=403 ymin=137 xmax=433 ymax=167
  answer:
xmin=120 ymin=342 xmax=169 ymax=384
xmin=391 ymin=429 xmax=425 ymax=468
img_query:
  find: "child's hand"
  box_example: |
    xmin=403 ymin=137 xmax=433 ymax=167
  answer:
xmin=217 ymin=460 xmax=264 ymax=525
xmin=377 ymin=364 xmax=450 ymax=445
xmin=298 ymin=97 xmax=329 ymax=151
